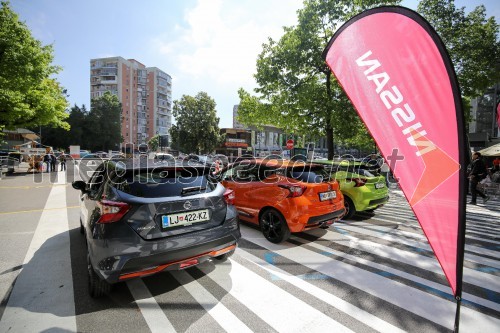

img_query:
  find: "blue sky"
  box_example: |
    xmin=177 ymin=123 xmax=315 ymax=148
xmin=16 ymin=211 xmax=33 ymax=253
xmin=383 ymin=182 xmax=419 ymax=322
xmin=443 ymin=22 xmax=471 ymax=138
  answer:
xmin=10 ymin=0 xmax=500 ymax=129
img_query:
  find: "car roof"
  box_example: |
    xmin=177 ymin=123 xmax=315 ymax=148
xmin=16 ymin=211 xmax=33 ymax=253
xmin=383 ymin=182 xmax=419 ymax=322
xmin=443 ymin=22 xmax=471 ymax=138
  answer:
xmin=105 ymin=159 xmax=209 ymax=171
xmin=233 ymin=158 xmax=322 ymax=168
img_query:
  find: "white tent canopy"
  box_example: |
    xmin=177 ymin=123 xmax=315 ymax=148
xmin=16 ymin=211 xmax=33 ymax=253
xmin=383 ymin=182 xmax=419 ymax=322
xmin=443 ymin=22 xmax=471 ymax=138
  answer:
xmin=478 ymin=143 xmax=500 ymax=157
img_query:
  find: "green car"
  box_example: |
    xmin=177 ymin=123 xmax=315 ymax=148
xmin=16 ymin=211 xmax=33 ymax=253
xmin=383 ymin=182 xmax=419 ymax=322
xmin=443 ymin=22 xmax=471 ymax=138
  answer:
xmin=313 ymin=160 xmax=390 ymax=219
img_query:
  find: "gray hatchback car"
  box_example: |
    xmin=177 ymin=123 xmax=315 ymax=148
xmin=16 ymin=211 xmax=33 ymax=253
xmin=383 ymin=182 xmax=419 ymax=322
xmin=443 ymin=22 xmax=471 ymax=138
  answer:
xmin=72 ymin=159 xmax=240 ymax=297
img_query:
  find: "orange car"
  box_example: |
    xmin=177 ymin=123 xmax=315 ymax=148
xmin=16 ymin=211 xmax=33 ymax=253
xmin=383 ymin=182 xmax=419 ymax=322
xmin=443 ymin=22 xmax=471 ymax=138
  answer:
xmin=219 ymin=158 xmax=345 ymax=243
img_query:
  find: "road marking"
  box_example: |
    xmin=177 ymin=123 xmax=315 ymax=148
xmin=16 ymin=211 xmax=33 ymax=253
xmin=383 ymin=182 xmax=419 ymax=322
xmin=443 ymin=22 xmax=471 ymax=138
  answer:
xmin=0 ymin=206 xmax=79 ymax=215
xmin=225 ymin=257 xmax=354 ymax=333
xmin=289 ymin=232 xmax=500 ymax=312
xmin=127 ymin=278 xmax=176 ymax=333
xmin=240 ymin=227 xmax=500 ymax=332
xmin=0 ymin=184 xmax=69 ymax=189
xmin=174 ymin=270 xmax=253 ymax=333
xmin=236 ymin=248 xmax=407 ymax=333
xmin=0 ymin=171 xmax=77 ymax=332
xmin=333 ymin=224 xmax=500 ymax=291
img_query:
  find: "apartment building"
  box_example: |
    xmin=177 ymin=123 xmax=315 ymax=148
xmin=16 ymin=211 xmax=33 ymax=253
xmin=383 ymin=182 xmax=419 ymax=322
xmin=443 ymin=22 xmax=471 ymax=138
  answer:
xmin=90 ymin=57 xmax=172 ymax=147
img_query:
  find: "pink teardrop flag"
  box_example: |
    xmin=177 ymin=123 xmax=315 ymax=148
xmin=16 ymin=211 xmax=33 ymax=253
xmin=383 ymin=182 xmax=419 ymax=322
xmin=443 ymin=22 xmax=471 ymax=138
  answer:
xmin=323 ymin=6 xmax=468 ymax=332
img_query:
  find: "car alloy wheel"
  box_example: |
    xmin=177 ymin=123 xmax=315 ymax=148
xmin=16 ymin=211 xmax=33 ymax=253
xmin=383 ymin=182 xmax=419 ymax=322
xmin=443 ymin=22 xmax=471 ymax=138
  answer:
xmin=343 ymin=196 xmax=356 ymax=219
xmin=259 ymin=208 xmax=291 ymax=243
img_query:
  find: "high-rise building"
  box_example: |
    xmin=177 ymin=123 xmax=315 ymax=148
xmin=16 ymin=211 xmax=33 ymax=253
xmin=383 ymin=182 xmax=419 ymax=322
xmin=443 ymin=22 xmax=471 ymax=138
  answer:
xmin=90 ymin=57 xmax=172 ymax=147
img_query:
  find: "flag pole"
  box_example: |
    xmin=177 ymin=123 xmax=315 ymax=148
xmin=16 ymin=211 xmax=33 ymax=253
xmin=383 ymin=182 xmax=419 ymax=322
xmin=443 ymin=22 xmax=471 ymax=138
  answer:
xmin=453 ymin=295 xmax=461 ymax=332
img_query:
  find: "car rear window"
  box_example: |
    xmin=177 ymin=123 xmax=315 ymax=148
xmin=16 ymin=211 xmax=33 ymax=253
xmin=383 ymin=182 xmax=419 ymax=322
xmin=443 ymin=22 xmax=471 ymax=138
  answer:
xmin=112 ymin=167 xmax=216 ymax=198
xmin=287 ymin=166 xmax=333 ymax=183
xmin=331 ymin=164 xmax=376 ymax=177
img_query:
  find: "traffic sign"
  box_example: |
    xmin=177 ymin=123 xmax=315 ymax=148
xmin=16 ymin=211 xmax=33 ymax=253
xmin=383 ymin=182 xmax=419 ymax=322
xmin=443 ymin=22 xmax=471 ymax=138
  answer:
xmin=286 ymin=139 xmax=294 ymax=149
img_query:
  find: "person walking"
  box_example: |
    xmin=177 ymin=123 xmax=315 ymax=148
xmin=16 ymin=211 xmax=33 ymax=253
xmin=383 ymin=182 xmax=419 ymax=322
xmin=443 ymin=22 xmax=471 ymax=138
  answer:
xmin=50 ymin=152 xmax=57 ymax=172
xmin=468 ymin=152 xmax=490 ymax=205
xmin=43 ymin=153 xmax=50 ymax=173
xmin=59 ymin=152 xmax=67 ymax=171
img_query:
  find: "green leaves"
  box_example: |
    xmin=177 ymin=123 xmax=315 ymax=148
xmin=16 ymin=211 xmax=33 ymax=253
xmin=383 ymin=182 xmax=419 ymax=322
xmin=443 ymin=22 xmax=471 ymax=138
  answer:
xmin=238 ymin=0 xmax=397 ymax=158
xmin=170 ymin=92 xmax=222 ymax=154
xmin=88 ymin=92 xmax=122 ymax=151
xmin=418 ymin=0 xmax=500 ymax=99
xmin=0 ymin=1 xmax=69 ymax=130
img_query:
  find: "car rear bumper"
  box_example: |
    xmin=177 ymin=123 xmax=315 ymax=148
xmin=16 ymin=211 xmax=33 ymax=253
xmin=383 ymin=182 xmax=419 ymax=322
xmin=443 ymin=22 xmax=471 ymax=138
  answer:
xmin=348 ymin=187 xmax=389 ymax=212
xmin=304 ymin=207 xmax=346 ymax=230
xmin=89 ymin=217 xmax=240 ymax=284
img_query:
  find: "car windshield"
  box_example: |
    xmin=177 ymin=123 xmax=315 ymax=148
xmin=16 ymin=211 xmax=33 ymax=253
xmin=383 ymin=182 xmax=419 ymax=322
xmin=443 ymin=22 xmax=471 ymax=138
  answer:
xmin=113 ymin=167 xmax=216 ymax=198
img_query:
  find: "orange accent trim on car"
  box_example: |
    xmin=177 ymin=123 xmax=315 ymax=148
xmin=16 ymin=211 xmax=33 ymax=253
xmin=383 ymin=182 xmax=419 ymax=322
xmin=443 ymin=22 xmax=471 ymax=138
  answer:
xmin=118 ymin=244 xmax=237 ymax=281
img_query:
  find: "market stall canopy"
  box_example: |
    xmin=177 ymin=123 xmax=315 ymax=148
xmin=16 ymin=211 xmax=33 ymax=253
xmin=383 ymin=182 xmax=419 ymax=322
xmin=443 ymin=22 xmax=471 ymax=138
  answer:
xmin=479 ymin=143 xmax=500 ymax=156
xmin=3 ymin=128 xmax=39 ymax=141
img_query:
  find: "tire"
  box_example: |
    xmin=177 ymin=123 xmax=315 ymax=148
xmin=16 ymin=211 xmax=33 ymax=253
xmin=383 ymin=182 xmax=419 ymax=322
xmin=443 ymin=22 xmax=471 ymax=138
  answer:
xmin=214 ymin=249 xmax=235 ymax=262
xmin=343 ymin=197 xmax=356 ymax=219
xmin=259 ymin=208 xmax=291 ymax=243
xmin=87 ymin=249 xmax=111 ymax=298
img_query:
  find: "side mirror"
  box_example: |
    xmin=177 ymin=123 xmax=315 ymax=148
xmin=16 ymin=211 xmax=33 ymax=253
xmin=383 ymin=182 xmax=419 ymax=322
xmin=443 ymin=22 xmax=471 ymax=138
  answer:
xmin=72 ymin=180 xmax=87 ymax=192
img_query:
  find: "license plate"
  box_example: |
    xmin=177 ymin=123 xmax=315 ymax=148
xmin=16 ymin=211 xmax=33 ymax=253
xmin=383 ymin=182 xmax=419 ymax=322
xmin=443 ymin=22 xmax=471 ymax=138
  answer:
xmin=375 ymin=183 xmax=385 ymax=189
xmin=162 ymin=209 xmax=210 ymax=228
xmin=319 ymin=191 xmax=336 ymax=201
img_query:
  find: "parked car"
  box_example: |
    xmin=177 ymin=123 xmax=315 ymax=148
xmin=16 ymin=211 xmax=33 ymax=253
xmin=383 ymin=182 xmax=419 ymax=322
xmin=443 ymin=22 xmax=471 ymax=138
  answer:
xmin=219 ymin=159 xmax=345 ymax=243
xmin=72 ymin=159 xmax=240 ymax=297
xmin=184 ymin=154 xmax=214 ymax=166
xmin=153 ymin=152 xmax=176 ymax=163
xmin=94 ymin=151 xmax=109 ymax=158
xmin=313 ymin=160 xmax=389 ymax=219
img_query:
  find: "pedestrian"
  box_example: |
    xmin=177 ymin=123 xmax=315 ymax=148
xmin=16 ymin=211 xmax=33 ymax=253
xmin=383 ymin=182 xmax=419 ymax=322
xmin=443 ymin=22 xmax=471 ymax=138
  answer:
xmin=43 ymin=153 xmax=50 ymax=173
xmin=467 ymin=152 xmax=490 ymax=205
xmin=362 ymin=153 xmax=381 ymax=174
xmin=380 ymin=159 xmax=391 ymax=188
xmin=59 ymin=152 xmax=67 ymax=171
xmin=493 ymin=157 xmax=500 ymax=170
xmin=50 ymin=152 xmax=57 ymax=172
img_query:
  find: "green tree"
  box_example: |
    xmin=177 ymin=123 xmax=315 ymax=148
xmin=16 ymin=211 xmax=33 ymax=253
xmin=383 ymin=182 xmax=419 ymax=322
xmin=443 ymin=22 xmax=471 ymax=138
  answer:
xmin=417 ymin=0 xmax=500 ymax=120
xmin=32 ymin=104 xmax=89 ymax=151
xmin=170 ymin=92 xmax=223 ymax=154
xmin=88 ymin=92 xmax=122 ymax=151
xmin=148 ymin=134 xmax=160 ymax=152
xmin=0 ymin=1 xmax=69 ymax=130
xmin=237 ymin=0 xmax=399 ymax=159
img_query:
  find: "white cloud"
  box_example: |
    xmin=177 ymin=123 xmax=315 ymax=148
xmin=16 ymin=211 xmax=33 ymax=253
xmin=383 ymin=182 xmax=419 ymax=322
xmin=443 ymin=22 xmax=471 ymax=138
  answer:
xmin=154 ymin=0 xmax=303 ymax=90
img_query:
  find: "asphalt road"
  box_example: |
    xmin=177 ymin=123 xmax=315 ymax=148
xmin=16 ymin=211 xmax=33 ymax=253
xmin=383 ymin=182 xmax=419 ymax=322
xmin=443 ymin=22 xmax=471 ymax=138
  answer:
xmin=0 ymin=162 xmax=499 ymax=332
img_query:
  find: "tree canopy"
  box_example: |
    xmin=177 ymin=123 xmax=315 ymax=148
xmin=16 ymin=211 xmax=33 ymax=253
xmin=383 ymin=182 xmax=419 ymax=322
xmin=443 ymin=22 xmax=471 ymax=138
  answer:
xmin=0 ymin=1 xmax=69 ymax=131
xmin=170 ymin=92 xmax=223 ymax=154
xmin=237 ymin=0 xmax=400 ymax=159
xmin=237 ymin=0 xmax=499 ymax=158
xmin=417 ymin=0 xmax=500 ymax=120
xmin=36 ymin=93 xmax=121 ymax=151
xmin=88 ymin=92 xmax=122 ymax=151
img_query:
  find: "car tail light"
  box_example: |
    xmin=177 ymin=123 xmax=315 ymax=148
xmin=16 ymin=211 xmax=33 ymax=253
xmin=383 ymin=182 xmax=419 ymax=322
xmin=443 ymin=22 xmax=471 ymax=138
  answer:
xmin=97 ymin=200 xmax=130 ymax=224
xmin=223 ymin=189 xmax=235 ymax=205
xmin=347 ymin=178 xmax=367 ymax=187
xmin=279 ymin=184 xmax=307 ymax=197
